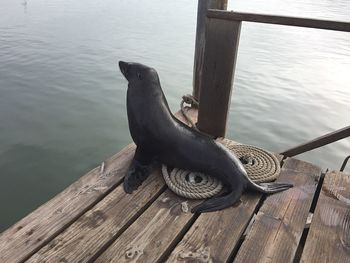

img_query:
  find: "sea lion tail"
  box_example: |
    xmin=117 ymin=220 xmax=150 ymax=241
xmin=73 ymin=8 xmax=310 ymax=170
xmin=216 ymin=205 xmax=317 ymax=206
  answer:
xmin=191 ymin=188 xmax=243 ymax=213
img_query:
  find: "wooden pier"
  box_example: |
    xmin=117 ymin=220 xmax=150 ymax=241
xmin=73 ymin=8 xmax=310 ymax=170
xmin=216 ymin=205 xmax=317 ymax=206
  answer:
xmin=0 ymin=109 xmax=349 ymax=263
xmin=1 ymin=1 xmax=350 ymax=262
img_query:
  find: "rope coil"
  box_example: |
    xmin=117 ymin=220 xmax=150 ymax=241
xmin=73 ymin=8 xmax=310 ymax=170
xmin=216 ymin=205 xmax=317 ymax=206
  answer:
xmin=162 ymin=166 xmax=223 ymax=199
xmin=162 ymin=138 xmax=281 ymax=199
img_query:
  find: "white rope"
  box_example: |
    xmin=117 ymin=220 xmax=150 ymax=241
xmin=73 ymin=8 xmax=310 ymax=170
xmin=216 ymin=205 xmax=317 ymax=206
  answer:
xmin=162 ymin=165 xmax=223 ymax=199
xmin=162 ymin=139 xmax=281 ymax=199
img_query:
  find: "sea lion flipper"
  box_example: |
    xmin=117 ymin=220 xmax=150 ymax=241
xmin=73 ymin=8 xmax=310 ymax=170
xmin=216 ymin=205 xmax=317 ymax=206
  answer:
xmin=123 ymin=160 xmax=152 ymax=193
xmin=191 ymin=187 xmax=243 ymax=213
xmin=249 ymin=181 xmax=293 ymax=193
xmin=123 ymin=147 xmax=153 ymax=194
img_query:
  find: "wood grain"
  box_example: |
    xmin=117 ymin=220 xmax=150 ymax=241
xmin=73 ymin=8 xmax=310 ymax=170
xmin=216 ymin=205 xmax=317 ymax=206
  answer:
xmin=27 ymin=171 xmax=164 ymax=263
xmin=166 ymin=192 xmax=262 ymax=262
xmin=0 ymin=144 xmax=136 ymax=263
xmin=301 ymin=171 xmax=350 ymax=263
xmin=95 ymin=190 xmax=201 ymax=263
xmin=166 ymin=153 xmax=282 ymax=262
xmin=234 ymin=158 xmax=322 ymax=262
xmin=0 ymin=109 xmax=195 ymax=263
xmin=193 ymin=0 xmax=228 ymax=100
xmin=197 ymin=17 xmax=241 ymax=137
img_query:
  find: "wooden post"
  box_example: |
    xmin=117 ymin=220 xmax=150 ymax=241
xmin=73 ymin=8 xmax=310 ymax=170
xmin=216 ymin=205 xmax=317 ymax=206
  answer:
xmin=192 ymin=0 xmax=228 ymax=100
xmin=197 ymin=17 xmax=241 ymax=137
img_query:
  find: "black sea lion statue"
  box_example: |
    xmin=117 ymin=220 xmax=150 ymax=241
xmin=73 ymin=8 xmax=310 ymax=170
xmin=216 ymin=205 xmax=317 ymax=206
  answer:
xmin=119 ymin=61 xmax=292 ymax=213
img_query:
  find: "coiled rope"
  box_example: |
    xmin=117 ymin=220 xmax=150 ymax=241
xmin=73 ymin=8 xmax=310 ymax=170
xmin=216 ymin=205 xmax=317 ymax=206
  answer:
xmin=162 ymin=140 xmax=281 ymax=199
xmin=162 ymin=98 xmax=281 ymax=199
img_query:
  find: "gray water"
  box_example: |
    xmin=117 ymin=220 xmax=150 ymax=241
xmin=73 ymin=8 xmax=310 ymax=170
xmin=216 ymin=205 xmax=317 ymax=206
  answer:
xmin=0 ymin=0 xmax=349 ymax=232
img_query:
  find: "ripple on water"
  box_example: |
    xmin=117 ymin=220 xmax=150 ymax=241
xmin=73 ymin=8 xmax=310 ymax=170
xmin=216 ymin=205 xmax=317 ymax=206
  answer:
xmin=0 ymin=0 xmax=350 ymax=232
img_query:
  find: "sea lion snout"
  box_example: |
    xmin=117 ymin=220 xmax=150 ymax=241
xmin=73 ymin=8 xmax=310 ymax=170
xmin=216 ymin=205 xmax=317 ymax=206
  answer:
xmin=119 ymin=61 xmax=130 ymax=79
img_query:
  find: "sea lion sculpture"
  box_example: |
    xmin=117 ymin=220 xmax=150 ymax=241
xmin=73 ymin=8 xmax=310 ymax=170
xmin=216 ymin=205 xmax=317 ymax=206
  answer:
xmin=119 ymin=61 xmax=292 ymax=213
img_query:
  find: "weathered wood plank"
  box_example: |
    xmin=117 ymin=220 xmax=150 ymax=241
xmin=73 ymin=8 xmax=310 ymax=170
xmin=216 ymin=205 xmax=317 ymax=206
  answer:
xmin=193 ymin=0 xmax=228 ymax=100
xmin=166 ymin=193 xmax=262 ymax=262
xmin=0 ymin=143 xmax=136 ymax=263
xmin=197 ymin=17 xmax=241 ymax=137
xmin=234 ymin=158 xmax=322 ymax=262
xmin=166 ymin=152 xmax=282 ymax=262
xmin=95 ymin=190 xmax=201 ymax=263
xmin=207 ymin=10 xmax=350 ymax=33
xmin=0 ymin=109 xmax=195 ymax=263
xmin=301 ymin=171 xmax=350 ymax=263
xmin=27 ymin=171 xmax=165 ymax=263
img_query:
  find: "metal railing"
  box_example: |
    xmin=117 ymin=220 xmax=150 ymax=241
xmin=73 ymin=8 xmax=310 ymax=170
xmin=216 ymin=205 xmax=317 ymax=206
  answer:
xmin=281 ymin=126 xmax=350 ymax=157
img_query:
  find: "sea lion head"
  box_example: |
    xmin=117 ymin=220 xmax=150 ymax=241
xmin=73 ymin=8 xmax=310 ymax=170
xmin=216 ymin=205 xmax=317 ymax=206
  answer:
xmin=119 ymin=61 xmax=158 ymax=85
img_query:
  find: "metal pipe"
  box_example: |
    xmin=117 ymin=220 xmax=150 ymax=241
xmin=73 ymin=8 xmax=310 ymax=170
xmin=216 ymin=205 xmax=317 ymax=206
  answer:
xmin=340 ymin=155 xmax=350 ymax=172
xmin=281 ymin=126 xmax=350 ymax=157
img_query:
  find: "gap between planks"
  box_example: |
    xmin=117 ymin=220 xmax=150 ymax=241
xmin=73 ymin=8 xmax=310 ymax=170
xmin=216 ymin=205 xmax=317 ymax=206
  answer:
xmin=234 ymin=158 xmax=323 ymax=263
xmin=27 ymin=171 xmax=166 ymax=263
xmin=94 ymin=190 xmax=202 ymax=263
xmin=300 ymin=170 xmax=350 ymax=263
xmin=164 ymin=154 xmax=284 ymax=262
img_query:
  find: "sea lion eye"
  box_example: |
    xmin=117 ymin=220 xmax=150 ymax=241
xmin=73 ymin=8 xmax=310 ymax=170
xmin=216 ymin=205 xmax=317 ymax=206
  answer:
xmin=137 ymin=73 xmax=142 ymax=80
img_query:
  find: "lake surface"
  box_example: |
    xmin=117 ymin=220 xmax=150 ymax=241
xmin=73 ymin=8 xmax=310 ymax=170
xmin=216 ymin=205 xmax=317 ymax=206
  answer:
xmin=0 ymin=0 xmax=349 ymax=232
